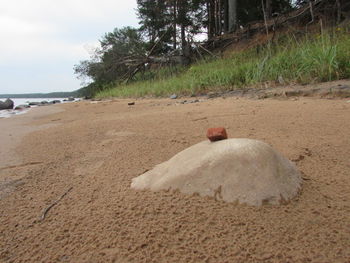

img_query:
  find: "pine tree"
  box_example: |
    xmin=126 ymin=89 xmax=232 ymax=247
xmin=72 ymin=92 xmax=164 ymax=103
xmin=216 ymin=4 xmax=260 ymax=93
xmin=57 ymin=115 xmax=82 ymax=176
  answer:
xmin=137 ymin=0 xmax=208 ymax=55
xmin=137 ymin=0 xmax=173 ymax=54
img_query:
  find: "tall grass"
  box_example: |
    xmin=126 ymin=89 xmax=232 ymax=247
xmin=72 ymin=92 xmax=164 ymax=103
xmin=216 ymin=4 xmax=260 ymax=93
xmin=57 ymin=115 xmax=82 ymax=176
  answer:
xmin=96 ymin=30 xmax=350 ymax=98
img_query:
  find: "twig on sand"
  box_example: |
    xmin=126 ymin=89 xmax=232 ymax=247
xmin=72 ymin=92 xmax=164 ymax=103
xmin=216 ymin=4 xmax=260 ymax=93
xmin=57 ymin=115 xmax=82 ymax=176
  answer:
xmin=39 ymin=187 xmax=73 ymax=221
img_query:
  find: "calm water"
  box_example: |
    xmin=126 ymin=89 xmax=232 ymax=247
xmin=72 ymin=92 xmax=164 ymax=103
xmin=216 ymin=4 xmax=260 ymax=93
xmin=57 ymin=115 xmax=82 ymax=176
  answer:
xmin=0 ymin=98 xmax=67 ymax=119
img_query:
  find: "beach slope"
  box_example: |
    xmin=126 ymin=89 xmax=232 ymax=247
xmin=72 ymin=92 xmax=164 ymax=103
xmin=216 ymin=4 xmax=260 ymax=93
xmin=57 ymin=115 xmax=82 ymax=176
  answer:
xmin=0 ymin=97 xmax=349 ymax=262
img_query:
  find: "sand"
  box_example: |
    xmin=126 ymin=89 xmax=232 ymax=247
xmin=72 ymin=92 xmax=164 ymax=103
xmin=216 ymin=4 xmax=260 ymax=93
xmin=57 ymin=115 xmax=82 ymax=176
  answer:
xmin=0 ymin=96 xmax=349 ymax=262
xmin=0 ymin=106 xmax=63 ymax=200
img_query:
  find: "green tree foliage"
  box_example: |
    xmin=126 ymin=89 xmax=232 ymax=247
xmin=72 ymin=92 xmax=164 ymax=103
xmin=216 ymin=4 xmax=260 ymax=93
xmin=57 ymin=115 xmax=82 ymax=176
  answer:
xmin=74 ymin=27 xmax=146 ymax=95
xmin=137 ymin=0 xmax=207 ymax=55
xmin=137 ymin=0 xmax=173 ymax=53
xmin=137 ymin=0 xmax=293 ymax=47
xmin=73 ymin=0 xmax=304 ymax=97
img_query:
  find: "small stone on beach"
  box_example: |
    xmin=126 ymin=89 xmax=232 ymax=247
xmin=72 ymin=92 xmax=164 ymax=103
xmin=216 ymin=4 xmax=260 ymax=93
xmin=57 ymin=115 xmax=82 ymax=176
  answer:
xmin=207 ymin=127 xmax=228 ymax=142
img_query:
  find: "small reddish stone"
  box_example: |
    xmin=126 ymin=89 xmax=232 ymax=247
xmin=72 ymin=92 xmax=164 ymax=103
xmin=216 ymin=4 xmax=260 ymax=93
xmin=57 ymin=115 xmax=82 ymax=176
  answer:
xmin=207 ymin=127 xmax=228 ymax=142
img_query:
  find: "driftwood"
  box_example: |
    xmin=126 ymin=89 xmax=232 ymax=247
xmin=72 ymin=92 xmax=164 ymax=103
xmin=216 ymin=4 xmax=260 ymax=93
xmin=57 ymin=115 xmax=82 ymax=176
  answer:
xmin=39 ymin=187 xmax=73 ymax=221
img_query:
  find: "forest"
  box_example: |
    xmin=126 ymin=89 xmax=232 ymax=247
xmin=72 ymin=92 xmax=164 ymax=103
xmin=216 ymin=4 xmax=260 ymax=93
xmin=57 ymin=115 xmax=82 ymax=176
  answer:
xmin=74 ymin=0 xmax=349 ymax=97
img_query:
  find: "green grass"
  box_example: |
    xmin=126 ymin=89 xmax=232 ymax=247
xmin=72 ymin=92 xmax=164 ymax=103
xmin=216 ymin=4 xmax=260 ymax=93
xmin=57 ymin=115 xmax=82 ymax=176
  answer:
xmin=96 ymin=30 xmax=350 ymax=98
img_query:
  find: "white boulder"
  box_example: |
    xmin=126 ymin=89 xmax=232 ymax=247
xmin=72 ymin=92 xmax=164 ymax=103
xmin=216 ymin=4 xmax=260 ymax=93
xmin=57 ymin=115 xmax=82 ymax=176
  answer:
xmin=131 ymin=139 xmax=301 ymax=206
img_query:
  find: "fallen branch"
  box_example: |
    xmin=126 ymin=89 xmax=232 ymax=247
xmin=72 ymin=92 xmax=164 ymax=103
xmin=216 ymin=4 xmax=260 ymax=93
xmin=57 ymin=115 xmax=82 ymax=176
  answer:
xmin=124 ymin=30 xmax=169 ymax=83
xmin=196 ymin=43 xmax=219 ymax=58
xmin=39 ymin=187 xmax=73 ymax=221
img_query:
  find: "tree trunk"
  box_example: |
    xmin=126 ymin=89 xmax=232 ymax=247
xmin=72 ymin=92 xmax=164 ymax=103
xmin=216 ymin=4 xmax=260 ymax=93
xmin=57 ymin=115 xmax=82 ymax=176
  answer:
xmin=181 ymin=25 xmax=189 ymax=56
xmin=214 ymin=0 xmax=219 ymax=35
xmin=223 ymin=0 xmax=229 ymax=33
xmin=261 ymin=0 xmax=269 ymax=35
xmin=181 ymin=25 xmax=186 ymax=53
xmin=208 ymin=0 xmax=216 ymax=38
xmin=228 ymin=0 xmax=237 ymax=32
xmin=265 ymin=0 xmax=272 ymax=19
xmin=173 ymin=0 xmax=177 ymax=50
xmin=217 ymin=0 xmax=223 ymax=35
xmin=177 ymin=0 xmax=188 ymax=56
xmin=336 ymin=0 xmax=341 ymax=24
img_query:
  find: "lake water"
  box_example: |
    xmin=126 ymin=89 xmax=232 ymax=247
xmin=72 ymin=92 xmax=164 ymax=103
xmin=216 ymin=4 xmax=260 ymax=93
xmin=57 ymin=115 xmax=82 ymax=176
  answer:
xmin=0 ymin=98 xmax=68 ymax=119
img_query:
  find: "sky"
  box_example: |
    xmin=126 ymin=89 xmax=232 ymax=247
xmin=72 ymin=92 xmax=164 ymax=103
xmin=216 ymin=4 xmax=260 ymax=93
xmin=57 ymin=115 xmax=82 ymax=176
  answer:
xmin=0 ymin=0 xmax=139 ymax=94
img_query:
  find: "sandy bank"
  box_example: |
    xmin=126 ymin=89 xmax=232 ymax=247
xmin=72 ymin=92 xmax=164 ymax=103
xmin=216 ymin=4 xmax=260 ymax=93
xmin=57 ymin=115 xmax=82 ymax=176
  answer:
xmin=0 ymin=97 xmax=349 ymax=262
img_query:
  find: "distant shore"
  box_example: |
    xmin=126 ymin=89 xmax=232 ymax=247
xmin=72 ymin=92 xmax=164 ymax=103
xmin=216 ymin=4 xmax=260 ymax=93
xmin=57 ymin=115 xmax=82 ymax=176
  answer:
xmin=0 ymin=91 xmax=77 ymax=99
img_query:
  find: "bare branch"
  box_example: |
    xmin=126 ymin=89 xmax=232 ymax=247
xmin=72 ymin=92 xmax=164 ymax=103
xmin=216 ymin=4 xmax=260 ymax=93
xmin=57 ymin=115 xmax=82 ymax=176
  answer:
xmin=39 ymin=187 xmax=73 ymax=222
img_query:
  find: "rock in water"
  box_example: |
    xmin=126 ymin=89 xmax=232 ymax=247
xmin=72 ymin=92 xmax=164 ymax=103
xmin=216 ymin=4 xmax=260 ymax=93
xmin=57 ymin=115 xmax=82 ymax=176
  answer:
xmin=15 ymin=105 xmax=30 ymax=110
xmin=131 ymin=139 xmax=301 ymax=206
xmin=28 ymin=102 xmax=41 ymax=106
xmin=0 ymin=98 xmax=14 ymax=110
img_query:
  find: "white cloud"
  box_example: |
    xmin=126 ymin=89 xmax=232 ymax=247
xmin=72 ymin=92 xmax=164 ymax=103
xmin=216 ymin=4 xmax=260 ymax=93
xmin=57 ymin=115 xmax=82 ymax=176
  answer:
xmin=0 ymin=0 xmax=139 ymax=93
xmin=0 ymin=15 xmax=53 ymax=36
xmin=0 ymin=0 xmax=138 ymax=24
xmin=0 ymin=36 xmax=91 ymax=63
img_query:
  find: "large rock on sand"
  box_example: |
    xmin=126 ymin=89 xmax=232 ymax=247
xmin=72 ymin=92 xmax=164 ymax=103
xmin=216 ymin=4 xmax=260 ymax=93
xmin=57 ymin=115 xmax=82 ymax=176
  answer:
xmin=131 ymin=139 xmax=301 ymax=206
xmin=0 ymin=99 xmax=14 ymax=110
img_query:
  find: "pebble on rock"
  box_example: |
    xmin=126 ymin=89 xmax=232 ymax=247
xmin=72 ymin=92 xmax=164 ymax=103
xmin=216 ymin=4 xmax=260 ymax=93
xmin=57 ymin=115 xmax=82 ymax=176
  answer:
xmin=207 ymin=127 xmax=228 ymax=142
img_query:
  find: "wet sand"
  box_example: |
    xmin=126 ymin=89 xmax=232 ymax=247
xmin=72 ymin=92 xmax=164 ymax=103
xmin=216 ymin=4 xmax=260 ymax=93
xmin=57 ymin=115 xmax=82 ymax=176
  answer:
xmin=0 ymin=97 xmax=349 ymax=262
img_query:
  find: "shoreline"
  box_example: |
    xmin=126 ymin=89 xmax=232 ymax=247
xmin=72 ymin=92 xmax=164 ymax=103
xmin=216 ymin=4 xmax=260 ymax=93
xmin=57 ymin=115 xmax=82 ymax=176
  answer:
xmin=0 ymin=97 xmax=349 ymax=262
xmin=0 ymin=98 xmax=78 ymax=119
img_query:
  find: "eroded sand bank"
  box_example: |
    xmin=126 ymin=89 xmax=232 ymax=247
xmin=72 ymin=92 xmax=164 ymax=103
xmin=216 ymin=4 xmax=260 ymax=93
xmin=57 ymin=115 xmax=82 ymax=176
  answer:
xmin=0 ymin=97 xmax=349 ymax=262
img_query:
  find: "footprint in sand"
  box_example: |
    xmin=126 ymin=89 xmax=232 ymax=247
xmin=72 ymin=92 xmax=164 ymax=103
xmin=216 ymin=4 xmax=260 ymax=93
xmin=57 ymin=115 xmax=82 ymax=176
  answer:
xmin=100 ymin=130 xmax=136 ymax=145
xmin=74 ymin=152 xmax=106 ymax=177
xmin=74 ymin=130 xmax=136 ymax=177
xmin=105 ymin=130 xmax=136 ymax=137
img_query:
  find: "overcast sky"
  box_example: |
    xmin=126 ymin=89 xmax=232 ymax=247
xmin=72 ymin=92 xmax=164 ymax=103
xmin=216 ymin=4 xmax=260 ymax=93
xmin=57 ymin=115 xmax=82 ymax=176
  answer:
xmin=0 ymin=0 xmax=139 ymax=94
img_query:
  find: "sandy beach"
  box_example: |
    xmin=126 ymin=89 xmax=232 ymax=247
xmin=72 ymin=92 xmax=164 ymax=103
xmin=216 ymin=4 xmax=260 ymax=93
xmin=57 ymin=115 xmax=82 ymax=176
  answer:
xmin=0 ymin=96 xmax=349 ymax=262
